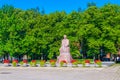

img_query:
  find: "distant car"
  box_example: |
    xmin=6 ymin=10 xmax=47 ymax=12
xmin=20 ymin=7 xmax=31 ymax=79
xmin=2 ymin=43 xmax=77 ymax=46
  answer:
xmin=116 ymin=56 xmax=120 ymax=63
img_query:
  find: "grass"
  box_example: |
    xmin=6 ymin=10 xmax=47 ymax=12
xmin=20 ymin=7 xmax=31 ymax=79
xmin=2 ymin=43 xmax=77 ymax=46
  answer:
xmin=20 ymin=59 xmax=95 ymax=64
xmin=76 ymin=59 xmax=94 ymax=64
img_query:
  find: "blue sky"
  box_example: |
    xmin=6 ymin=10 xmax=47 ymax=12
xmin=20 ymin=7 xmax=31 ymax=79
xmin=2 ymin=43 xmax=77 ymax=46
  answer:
xmin=0 ymin=0 xmax=120 ymax=14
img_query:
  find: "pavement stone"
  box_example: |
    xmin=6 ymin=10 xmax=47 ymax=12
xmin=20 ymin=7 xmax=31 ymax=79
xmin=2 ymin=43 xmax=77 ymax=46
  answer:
xmin=0 ymin=64 xmax=119 ymax=80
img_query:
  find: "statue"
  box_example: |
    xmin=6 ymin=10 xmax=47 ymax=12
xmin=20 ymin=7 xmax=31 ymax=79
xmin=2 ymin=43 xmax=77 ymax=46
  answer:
xmin=57 ymin=35 xmax=73 ymax=63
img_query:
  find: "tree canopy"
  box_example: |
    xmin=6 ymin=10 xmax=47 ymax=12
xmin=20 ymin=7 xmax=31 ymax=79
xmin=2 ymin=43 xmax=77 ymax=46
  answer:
xmin=0 ymin=4 xmax=120 ymax=60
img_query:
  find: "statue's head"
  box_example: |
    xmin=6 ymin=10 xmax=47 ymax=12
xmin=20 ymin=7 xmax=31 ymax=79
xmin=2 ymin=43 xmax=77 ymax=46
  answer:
xmin=64 ymin=35 xmax=67 ymax=39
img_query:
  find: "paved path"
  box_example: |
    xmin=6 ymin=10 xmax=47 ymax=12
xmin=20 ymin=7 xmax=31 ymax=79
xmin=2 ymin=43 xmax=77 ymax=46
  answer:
xmin=0 ymin=64 xmax=119 ymax=80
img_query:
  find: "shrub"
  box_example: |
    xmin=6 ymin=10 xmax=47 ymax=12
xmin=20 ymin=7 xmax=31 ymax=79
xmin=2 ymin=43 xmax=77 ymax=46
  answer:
xmin=60 ymin=60 xmax=67 ymax=67
xmin=30 ymin=60 xmax=37 ymax=67
xmin=40 ymin=60 xmax=46 ymax=67
xmin=71 ymin=60 xmax=78 ymax=67
xmin=82 ymin=61 xmax=85 ymax=67
xmin=95 ymin=60 xmax=102 ymax=67
xmin=50 ymin=60 xmax=56 ymax=67
xmin=12 ymin=60 xmax=18 ymax=67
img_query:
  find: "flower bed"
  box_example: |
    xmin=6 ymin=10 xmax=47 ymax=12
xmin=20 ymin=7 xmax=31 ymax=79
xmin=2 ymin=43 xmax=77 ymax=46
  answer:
xmin=23 ymin=59 xmax=28 ymax=63
xmin=30 ymin=60 xmax=37 ymax=67
xmin=3 ymin=59 xmax=10 ymax=63
xmin=94 ymin=60 xmax=102 ymax=67
xmin=3 ymin=59 xmax=10 ymax=66
xmin=20 ymin=59 xmax=28 ymax=67
xmin=1 ymin=59 xmax=105 ymax=68
xmin=71 ymin=60 xmax=78 ymax=67
xmin=60 ymin=60 xmax=67 ymax=67
xmin=82 ymin=59 xmax=90 ymax=67
xmin=85 ymin=59 xmax=90 ymax=64
xmin=12 ymin=60 xmax=18 ymax=67
xmin=40 ymin=60 xmax=46 ymax=67
xmin=50 ymin=60 xmax=56 ymax=67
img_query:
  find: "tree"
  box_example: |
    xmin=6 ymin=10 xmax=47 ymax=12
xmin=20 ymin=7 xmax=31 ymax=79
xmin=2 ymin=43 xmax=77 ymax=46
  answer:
xmin=0 ymin=4 xmax=120 ymax=60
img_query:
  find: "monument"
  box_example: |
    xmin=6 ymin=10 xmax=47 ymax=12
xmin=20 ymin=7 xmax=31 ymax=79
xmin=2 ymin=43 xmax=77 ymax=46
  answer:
xmin=57 ymin=35 xmax=73 ymax=63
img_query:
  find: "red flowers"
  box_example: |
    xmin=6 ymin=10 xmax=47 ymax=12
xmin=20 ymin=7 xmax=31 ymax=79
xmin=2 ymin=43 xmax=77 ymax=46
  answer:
xmin=71 ymin=60 xmax=78 ymax=66
xmin=94 ymin=60 xmax=102 ymax=67
xmin=60 ymin=60 xmax=67 ymax=67
xmin=31 ymin=60 xmax=36 ymax=63
xmin=71 ymin=60 xmax=77 ymax=63
xmin=50 ymin=60 xmax=56 ymax=63
xmin=60 ymin=60 xmax=67 ymax=63
xmin=12 ymin=60 xmax=18 ymax=63
xmin=3 ymin=60 xmax=10 ymax=63
xmin=85 ymin=59 xmax=90 ymax=63
xmin=94 ymin=60 xmax=101 ymax=63
xmin=49 ymin=60 xmax=56 ymax=67
xmin=23 ymin=59 xmax=28 ymax=63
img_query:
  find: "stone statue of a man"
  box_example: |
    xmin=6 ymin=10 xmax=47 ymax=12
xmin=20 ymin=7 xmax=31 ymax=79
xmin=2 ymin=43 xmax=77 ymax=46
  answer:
xmin=57 ymin=35 xmax=73 ymax=63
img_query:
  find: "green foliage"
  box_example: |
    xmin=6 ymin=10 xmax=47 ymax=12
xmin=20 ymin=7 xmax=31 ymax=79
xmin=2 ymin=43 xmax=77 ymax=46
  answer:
xmin=12 ymin=62 xmax=17 ymax=67
xmin=50 ymin=62 xmax=56 ymax=67
xmin=95 ymin=60 xmax=102 ymax=67
xmin=82 ymin=61 xmax=85 ymax=67
xmin=20 ymin=61 xmax=24 ymax=66
xmin=30 ymin=61 xmax=37 ymax=67
xmin=72 ymin=60 xmax=78 ymax=67
xmin=30 ymin=60 xmax=37 ymax=67
xmin=60 ymin=60 xmax=67 ymax=67
xmin=0 ymin=4 xmax=120 ymax=60
xmin=50 ymin=60 xmax=56 ymax=67
xmin=40 ymin=60 xmax=46 ymax=67
xmin=96 ymin=61 xmax=102 ymax=67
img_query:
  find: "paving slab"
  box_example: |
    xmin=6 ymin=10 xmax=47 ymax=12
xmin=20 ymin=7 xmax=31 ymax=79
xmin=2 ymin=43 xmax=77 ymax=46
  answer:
xmin=0 ymin=64 xmax=119 ymax=80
